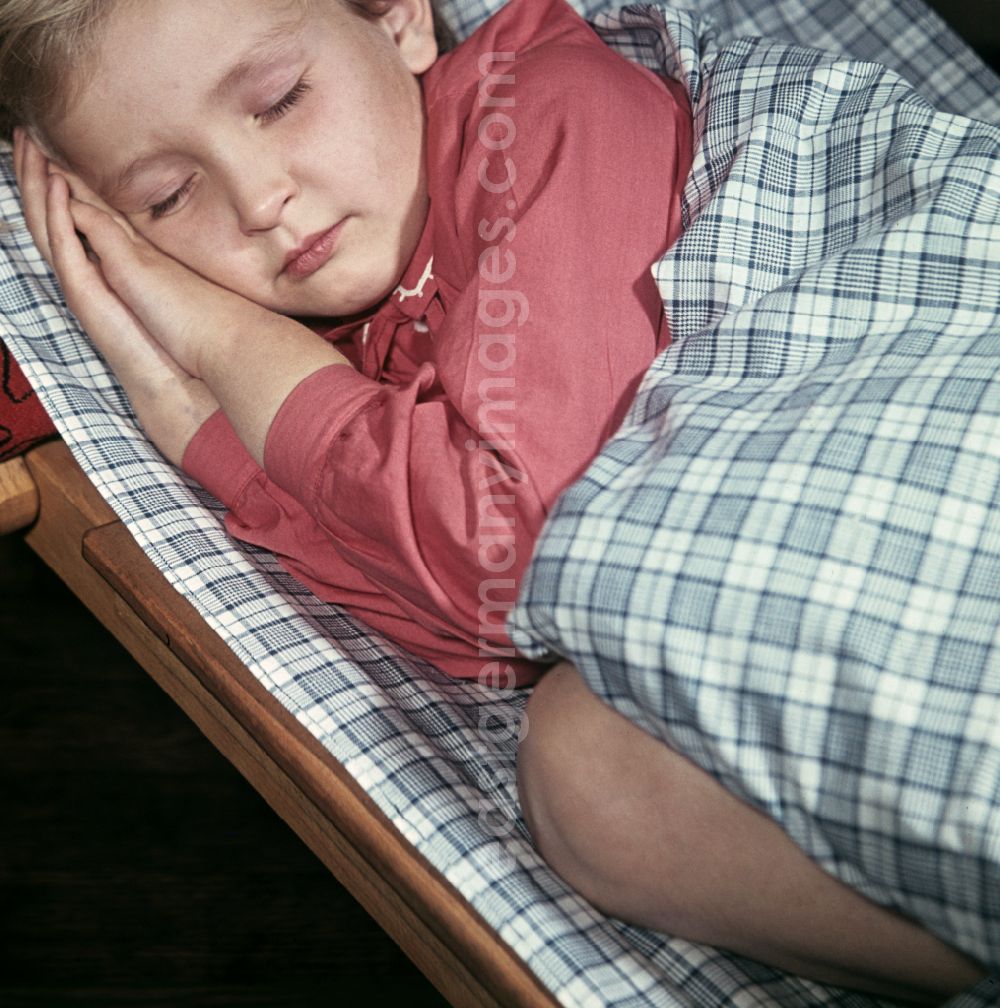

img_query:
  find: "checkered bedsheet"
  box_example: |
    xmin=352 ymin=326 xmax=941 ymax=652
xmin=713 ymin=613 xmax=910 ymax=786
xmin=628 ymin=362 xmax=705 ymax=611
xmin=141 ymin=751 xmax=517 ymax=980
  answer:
xmin=3 ymin=0 xmax=998 ymax=1004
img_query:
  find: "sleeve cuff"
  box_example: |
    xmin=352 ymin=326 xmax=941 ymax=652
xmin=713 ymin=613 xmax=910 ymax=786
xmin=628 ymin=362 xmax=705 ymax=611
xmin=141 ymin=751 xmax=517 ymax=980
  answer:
xmin=181 ymin=407 xmax=261 ymax=510
xmin=262 ymin=362 xmax=381 ymax=503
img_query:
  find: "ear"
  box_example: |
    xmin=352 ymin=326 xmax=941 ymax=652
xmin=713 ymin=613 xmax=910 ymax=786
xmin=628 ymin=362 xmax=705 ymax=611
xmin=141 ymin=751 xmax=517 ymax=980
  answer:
xmin=379 ymin=0 xmax=438 ymax=74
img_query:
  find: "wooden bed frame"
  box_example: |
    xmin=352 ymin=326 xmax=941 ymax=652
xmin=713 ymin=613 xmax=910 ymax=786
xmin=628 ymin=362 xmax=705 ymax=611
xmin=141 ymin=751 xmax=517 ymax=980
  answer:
xmin=1 ymin=440 xmax=557 ymax=1008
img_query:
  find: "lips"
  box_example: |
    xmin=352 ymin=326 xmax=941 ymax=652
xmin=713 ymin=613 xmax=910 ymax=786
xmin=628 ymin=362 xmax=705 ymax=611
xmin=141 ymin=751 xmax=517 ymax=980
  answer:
xmin=282 ymin=220 xmax=345 ymax=279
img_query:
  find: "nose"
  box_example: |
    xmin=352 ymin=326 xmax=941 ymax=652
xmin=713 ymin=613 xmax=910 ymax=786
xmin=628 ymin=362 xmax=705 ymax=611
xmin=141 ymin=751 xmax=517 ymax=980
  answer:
xmin=228 ymin=160 xmax=297 ymax=235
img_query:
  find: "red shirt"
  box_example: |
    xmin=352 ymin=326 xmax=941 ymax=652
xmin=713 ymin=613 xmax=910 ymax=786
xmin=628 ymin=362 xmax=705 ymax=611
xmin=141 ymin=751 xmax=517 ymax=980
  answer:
xmin=183 ymin=0 xmax=692 ymax=686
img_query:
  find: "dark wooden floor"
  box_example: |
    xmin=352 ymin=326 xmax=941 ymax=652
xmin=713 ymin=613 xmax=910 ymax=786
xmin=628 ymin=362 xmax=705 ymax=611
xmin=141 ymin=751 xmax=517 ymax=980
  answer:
xmin=0 ymin=532 xmax=449 ymax=1008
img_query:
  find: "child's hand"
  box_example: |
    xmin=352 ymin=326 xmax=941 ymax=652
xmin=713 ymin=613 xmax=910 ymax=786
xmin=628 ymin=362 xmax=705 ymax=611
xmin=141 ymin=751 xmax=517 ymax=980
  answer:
xmin=13 ymin=129 xmax=219 ymax=465
xmin=16 ymin=128 xmax=229 ymax=379
xmin=14 ymin=129 xmax=351 ymax=467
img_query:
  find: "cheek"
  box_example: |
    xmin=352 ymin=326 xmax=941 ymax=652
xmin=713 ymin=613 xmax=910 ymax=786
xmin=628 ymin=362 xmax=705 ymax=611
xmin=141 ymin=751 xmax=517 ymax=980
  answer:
xmin=292 ymin=90 xmax=355 ymax=177
xmin=302 ymin=66 xmax=422 ymax=189
xmin=136 ymin=207 xmax=225 ymax=268
xmin=133 ymin=212 xmax=263 ymax=295
xmin=132 ymin=215 xmax=192 ymax=260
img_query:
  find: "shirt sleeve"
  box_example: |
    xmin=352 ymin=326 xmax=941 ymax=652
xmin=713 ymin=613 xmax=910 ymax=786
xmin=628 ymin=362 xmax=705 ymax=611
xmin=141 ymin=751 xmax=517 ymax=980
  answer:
xmin=184 ymin=392 xmax=545 ymax=684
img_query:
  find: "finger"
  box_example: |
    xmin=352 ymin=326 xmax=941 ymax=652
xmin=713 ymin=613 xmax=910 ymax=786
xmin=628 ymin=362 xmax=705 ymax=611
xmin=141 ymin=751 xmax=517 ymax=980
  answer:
xmin=67 ymin=193 xmax=196 ymax=307
xmin=15 ymin=130 xmax=53 ymax=260
xmin=45 ymin=172 xmax=95 ymax=282
xmin=58 ymin=168 xmax=111 ymax=212
xmin=63 ymin=194 xmax=183 ymax=355
xmin=64 ymin=195 xmax=147 ymax=290
xmin=66 ymin=192 xmax=140 ymax=246
xmin=55 ymin=167 xmax=138 ymax=241
xmin=46 ymin=174 xmax=163 ymax=361
xmin=60 ymin=190 xmax=181 ymax=353
xmin=12 ymin=128 xmax=54 ymax=264
xmin=46 ymin=172 xmax=132 ymax=329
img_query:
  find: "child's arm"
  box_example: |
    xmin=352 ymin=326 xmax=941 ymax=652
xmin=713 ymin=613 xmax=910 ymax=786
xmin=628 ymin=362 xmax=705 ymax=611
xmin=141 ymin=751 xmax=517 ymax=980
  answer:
xmin=15 ymin=131 xmax=352 ymax=467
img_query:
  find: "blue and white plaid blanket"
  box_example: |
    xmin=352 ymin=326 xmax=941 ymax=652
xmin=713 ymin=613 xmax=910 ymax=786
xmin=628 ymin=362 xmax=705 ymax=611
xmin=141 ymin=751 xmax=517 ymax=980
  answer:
xmin=510 ymin=0 xmax=1000 ymax=993
xmin=3 ymin=0 xmax=998 ymax=1004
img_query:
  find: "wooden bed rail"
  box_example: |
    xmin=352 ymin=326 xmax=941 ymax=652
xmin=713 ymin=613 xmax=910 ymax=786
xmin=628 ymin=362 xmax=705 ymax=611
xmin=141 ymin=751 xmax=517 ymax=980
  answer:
xmin=13 ymin=440 xmax=556 ymax=1008
xmin=0 ymin=455 xmax=39 ymax=535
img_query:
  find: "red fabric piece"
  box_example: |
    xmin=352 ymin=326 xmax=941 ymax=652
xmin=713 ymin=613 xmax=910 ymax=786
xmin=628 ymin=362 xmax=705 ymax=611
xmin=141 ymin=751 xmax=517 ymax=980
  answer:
xmin=0 ymin=339 xmax=56 ymax=462
xmin=183 ymin=0 xmax=693 ymax=684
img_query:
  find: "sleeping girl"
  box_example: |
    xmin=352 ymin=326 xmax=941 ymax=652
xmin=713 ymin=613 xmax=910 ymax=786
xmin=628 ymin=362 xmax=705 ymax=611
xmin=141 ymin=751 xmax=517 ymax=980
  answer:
xmin=1 ymin=0 xmax=986 ymax=1000
xmin=5 ymin=0 xmax=691 ymax=686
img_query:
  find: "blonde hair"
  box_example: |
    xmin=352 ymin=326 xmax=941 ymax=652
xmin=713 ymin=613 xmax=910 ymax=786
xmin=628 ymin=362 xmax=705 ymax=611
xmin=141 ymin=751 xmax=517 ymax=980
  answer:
xmin=0 ymin=0 xmax=123 ymax=142
xmin=0 ymin=0 xmax=453 ymax=144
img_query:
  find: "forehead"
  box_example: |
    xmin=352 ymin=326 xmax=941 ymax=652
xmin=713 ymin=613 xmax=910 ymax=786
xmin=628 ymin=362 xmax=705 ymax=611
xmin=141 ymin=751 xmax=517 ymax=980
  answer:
xmin=49 ymin=0 xmax=340 ymax=188
xmin=87 ymin=0 xmax=314 ymax=99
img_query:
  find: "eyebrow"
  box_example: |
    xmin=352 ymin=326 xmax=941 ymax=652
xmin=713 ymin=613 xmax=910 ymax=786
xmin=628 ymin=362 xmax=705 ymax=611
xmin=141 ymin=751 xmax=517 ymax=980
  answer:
xmin=208 ymin=21 xmax=304 ymax=103
xmin=106 ymin=151 xmax=169 ymax=205
xmin=107 ymin=16 xmax=306 ymax=202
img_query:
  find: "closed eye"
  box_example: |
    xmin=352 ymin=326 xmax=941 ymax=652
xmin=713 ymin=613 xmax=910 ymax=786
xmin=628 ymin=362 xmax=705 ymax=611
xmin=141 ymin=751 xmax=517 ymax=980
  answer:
xmin=149 ymin=175 xmax=195 ymax=220
xmin=257 ymin=78 xmax=311 ymax=124
xmin=147 ymin=78 xmax=309 ymax=220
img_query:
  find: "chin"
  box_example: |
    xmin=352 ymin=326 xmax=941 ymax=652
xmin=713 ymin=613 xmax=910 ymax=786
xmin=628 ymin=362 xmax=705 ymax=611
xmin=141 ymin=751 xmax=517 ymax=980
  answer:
xmin=322 ymin=269 xmax=402 ymax=319
xmin=264 ymin=286 xmax=383 ymax=321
